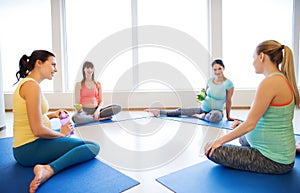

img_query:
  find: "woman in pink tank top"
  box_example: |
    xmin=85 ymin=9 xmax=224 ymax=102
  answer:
xmin=72 ymin=61 xmax=122 ymax=125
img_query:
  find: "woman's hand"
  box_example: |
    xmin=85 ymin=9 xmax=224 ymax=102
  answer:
xmin=232 ymin=120 xmax=242 ymax=129
xmin=60 ymin=122 xmax=74 ymax=136
xmin=204 ymin=140 xmax=223 ymax=157
xmin=227 ymin=117 xmax=235 ymax=121
xmin=47 ymin=109 xmax=67 ymax=119
xmin=93 ymin=111 xmax=100 ymax=121
xmin=50 ymin=109 xmax=69 ymax=119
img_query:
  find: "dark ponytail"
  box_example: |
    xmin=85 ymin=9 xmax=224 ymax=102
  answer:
xmin=14 ymin=50 xmax=55 ymax=85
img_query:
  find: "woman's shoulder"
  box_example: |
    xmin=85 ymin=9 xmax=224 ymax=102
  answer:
xmin=16 ymin=78 xmax=41 ymax=98
xmin=257 ymin=76 xmax=278 ymax=91
xmin=224 ymin=77 xmax=233 ymax=83
xmin=19 ymin=77 xmax=39 ymax=89
xmin=75 ymin=81 xmax=82 ymax=90
xmin=260 ymin=73 xmax=286 ymax=88
xmin=75 ymin=81 xmax=82 ymax=86
xmin=224 ymin=78 xmax=234 ymax=88
xmin=95 ymin=81 xmax=102 ymax=88
xmin=207 ymin=77 xmax=214 ymax=83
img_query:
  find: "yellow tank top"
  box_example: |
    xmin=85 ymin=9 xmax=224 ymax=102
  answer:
xmin=13 ymin=78 xmax=51 ymax=148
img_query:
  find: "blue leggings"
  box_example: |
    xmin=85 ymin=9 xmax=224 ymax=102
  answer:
xmin=13 ymin=137 xmax=100 ymax=174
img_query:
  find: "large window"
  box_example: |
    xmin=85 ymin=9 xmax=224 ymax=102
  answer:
xmin=222 ymin=0 xmax=293 ymax=89
xmin=65 ymin=0 xmax=209 ymax=92
xmin=65 ymin=0 xmax=132 ymax=92
xmin=137 ymin=0 xmax=209 ymax=91
xmin=0 ymin=0 xmax=52 ymax=92
xmin=1 ymin=0 xmax=298 ymax=96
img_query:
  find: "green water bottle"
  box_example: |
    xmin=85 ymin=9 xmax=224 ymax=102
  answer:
xmin=197 ymin=88 xmax=206 ymax=103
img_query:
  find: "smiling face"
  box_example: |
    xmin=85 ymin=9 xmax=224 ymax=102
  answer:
xmin=82 ymin=61 xmax=95 ymax=81
xmin=212 ymin=63 xmax=225 ymax=78
xmin=84 ymin=66 xmax=94 ymax=79
xmin=40 ymin=56 xmax=57 ymax=80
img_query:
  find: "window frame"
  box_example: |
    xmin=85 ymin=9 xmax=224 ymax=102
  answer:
xmin=2 ymin=0 xmax=299 ymax=109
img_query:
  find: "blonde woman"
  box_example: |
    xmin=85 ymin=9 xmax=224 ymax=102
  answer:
xmin=205 ymin=40 xmax=300 ymax=174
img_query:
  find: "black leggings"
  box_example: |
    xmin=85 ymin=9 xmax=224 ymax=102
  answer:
xmin=207 ymin=137 xmax=294 ymax=174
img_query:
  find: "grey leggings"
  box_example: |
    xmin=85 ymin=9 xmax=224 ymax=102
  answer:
xmin=72 ymin=104 xmax=122 ymax=125
xmin=160 ymin=107 xmax=223 ymax=123
xmin=207 ymin=136 xmax=294 ymax=174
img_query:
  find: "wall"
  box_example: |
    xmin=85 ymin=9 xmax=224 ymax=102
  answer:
xmin=4 ymin=89 xmax=255 ymax=110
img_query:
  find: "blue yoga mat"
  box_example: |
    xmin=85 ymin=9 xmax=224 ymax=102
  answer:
xmin=74 ymin=118 xmax=115 ymax=127
xmin=159 ymin=116 xmax=300 ymax=135
xmin=0 ymin=137 xmax=139 ymax=193
xmin=74 ymin=114 xmax=150 ymax=127
xmin=157 ymin=151 xmax=300 ymax=193
xmin=158 ymin=116 xmax=235 ymax=130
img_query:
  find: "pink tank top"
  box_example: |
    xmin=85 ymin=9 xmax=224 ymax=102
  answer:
xmin=79 ymin=82 xmax=100 ymax=106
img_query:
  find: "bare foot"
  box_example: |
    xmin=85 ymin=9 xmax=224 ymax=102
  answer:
xmin=145 ymin=109 xmax=160 ymax=117
xmin=30 ymin=165 xmax=54 ymax=193
xmin=192 ymin=113 xmax=205 ymax=119
xmin=98 ymin=116 xmax=112 ymax=121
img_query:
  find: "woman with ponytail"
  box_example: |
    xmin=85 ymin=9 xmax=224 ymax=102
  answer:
xmin=13 ymin=50 xmax=100 ymax=193
xmin=205 ymin=40 xmax=299 ymax=174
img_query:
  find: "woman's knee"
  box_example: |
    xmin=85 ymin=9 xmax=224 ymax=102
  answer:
xmin=86 ymin=141 xmax=100 ymax=156
xmin=205 ymin=110 xmax=223 ymax=123
xmin=71 ymin=113 xmax=81 ymax=123
xmin=93 ymin=143 xmax=100 ymax=155
xmin=71 ymin=113 xmax=93 ymax=124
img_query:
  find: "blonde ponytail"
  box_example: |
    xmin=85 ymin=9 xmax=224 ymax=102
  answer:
xmin=256 ymin=40 xmax=299 ymax=108
xmin=281 ymin=46 xmax=300 ymax=108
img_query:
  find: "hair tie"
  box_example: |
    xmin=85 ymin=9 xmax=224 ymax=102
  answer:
xmin=281 ymin=45 xmax=285 ymax=50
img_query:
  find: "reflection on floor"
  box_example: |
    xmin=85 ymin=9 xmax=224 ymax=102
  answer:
xmin=1 ymin=109 xmax=300 ymax=193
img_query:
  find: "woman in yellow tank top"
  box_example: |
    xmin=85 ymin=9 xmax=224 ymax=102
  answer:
xmin=12 ymin=50 xmax=100 ymax=193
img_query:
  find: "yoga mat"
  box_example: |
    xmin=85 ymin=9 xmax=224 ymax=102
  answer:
xmin=157 ymin=144 xmax=300 ymax=193
xmin=74 ymin=111 xmax=149 ymax=127
xmin=113 ymin=111 xmax=149 ymax=122
xmin=74 ymin=118 xmax=115 ymax=127
xmin=159 ymin=116 xmax=300 ymax=135
xmin=0 ymin=137 xmax=139 ymax=193
xmin=158 ymin=116 xmax=235 ymax=130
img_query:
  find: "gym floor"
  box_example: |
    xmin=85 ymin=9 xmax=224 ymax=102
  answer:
xmin=1 ymin=109 xmax=300 ymax=193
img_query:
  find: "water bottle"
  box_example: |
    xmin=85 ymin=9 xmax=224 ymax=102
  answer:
xmin=59 ymin=111 xmax=73 ymax=136
xmin=197 ymin=88 xmax=206 ymax=103
xmin=74 ymin=104 xmax=82 ymax=112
